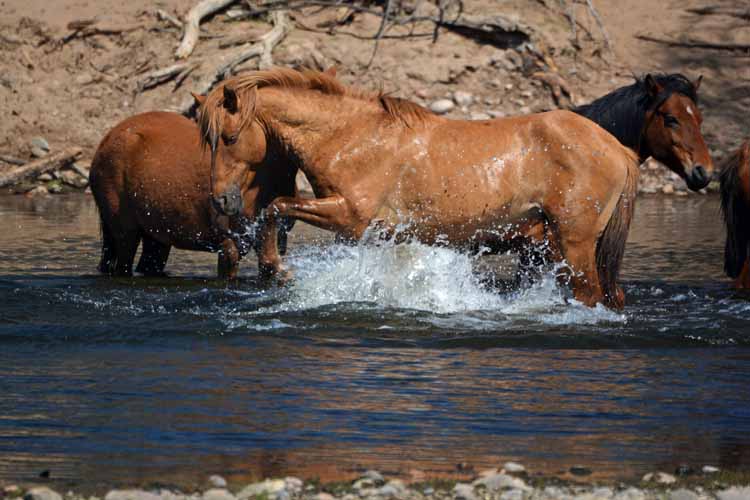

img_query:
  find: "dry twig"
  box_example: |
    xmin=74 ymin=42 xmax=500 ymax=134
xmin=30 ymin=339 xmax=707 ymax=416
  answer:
xmin=175 ymin=0 xmax=239 ymax=59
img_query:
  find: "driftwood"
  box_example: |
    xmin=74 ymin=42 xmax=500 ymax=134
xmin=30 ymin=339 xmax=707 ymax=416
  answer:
xmin=175 ymin=0 xmax=238 ymax=59
xmin=0 ymin=154 xmax=26 ymax=166
xmin=0 ymin=148 xmax=82 ymax=188
xmin=138 ymin=62 xmax=196 ymax=92
xmin=637 ymin=34 xmax=750 ymax=53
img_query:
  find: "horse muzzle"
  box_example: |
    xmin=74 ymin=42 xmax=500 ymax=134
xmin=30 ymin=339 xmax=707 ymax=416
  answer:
xmin=212 ymin=184 xmax=243 ymax=217
xmin=685 ymin=165 xmax=710 ymax=191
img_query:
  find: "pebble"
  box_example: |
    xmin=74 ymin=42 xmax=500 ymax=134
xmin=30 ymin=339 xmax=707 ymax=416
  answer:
xmin=283 ymin=477 xmax=302 ymax=494
xmin=453 ymin=90 xmax=474 ymax=107
xmin=614 ymin=487 xmax=647 ymax=500
xmin=377 ymin=480 xmax=406 ymax=499
xmin=702 ymin=465 xmax=720 ymax=474
xmin=25 ymin=488 xmax=62 ymax=500
xmin=236 ymin=479 xmax=286 ymax=500
xmin=669 ymin=489 xmax=699 ymax=500
xmin=4 ymin=485 xmax=21 ymax=494
xmin=429 ymin=99 xmax=455 ymax=114
xmin=718 ymin=486 xmax=750 ymax=500
xmin=30 ymin=136 xmax=50 ymax=158
xmin=312 ymin=494 xmax=334 ymax=500
xmin=59 ymin=169 xmax=87 ymax=188
xmin=470 ymin=112 xmax=491 ymax=121
xmin=362 ymin=470 xmax=384 ymax=484
xmin=662 ymin=183 xmax=675 ymax=194
xmin=473 ymin=472 xmax=530 ymax=492
xmin=208 ymin=476 xmax=227 ymax=488
xmin=519 ymin=106 xmax=531 ymax=114
xmin=452 ymin=483 xmax=477 ymax=500
xmin=487 ymin=110 xmax=506 ymax=119
xmin=503 ymin=462 xmax=525 ymax=473
xmin=37 ymin=173 xmax=54 ymax=181
xmin=103 ymin=491 xmax=161 ymax=500
xmin=26 ymin=185 xmax=50 ymax=197
xmin=75 ymin=73 xmax=95 ymax=85
xmin=643 ymin=472 xmax=676 ymax=484
xmin=202 ymin=489 xmax=235 ymax=500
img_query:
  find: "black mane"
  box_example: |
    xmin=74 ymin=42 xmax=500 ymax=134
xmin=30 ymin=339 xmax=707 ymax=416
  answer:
xmin=573 ymin=74 xmax=698 ymax=157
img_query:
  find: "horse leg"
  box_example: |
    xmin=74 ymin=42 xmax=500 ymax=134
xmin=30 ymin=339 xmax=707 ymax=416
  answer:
xmin=113 ymin=230 xmax=141 ymax=277
xmin=557 ymin=241 xmax=605 ymax=307
xmin=135 ymin=234 xmax=171 ymax=276
xmin=734 ymin=260 xmax=750 ymax=289
xmin=257 ymin=195 xmax=363 ymax=281
xmin=98 ymin=222 xmax=117 ymax=275
xmin=217 ymin=239 xmax=240 ymax=280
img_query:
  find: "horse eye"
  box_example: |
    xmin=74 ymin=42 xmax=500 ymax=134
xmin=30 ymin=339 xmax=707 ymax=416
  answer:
xmin=663 ymin=114 xmax=679 ymax=129
xmin=223 ymin=134 xmax=238 ymax=145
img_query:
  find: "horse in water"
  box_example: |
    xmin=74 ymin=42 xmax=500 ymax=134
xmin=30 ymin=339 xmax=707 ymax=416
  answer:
xmin=720 ymin=140 xmax=750 ymax=288
xmin=574 ymin=73 xmax=714 ymax=190
xmin=197 ymin=68 xmax=640 ymax=308
xmin=89 ymin=111 xmax=295 ymax=278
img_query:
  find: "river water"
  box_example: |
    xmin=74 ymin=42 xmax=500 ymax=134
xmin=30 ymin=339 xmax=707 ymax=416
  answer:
xmin=1 ymin=193 xmax=749 ymax=491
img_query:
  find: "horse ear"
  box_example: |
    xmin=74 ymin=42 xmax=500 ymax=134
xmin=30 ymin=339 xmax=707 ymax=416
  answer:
xmin=693 ymin=75 xmax=703 ymax=92
xmin=191 ymin=92 xmax=206 ymax=107
xmin=644 ymin=74 xmax=663 ymax=97
xmin=223 ymin=85 xmax=239 ymax=114
xmin=324 ymin=66 xmax=337 ymax=77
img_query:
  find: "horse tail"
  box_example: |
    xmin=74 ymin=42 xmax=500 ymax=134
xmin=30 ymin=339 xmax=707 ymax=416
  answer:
xmin=595 ymin=151 xmax=639 ymax=308
xmin=720 ymin=141 xmax=750 ymax=279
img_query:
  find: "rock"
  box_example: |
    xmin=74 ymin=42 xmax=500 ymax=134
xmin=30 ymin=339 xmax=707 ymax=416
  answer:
xmin=504 ymin=83 xmax=514 ymax=91
xmin=59 ymin=169 xmax=87 ymax=188
xmin=647 ymin=472 xmax=676 ymax=484
xmin=662 ymin=183 xmax=675 ymax=194
xmin=4 ymin=485 xmax=21 ymax=494
xmin=503 ymin=462 xmax=525 ymax=473
xmin=208 ymin=476 xmax=227 ymax=489
xmin=202 ymin=490 xmax=234 ymax=500
xmin=104 ymin=491 xmax=161 ymax=500
xmin=75 ymin=73 xmax=95 ymax=85
xmin=283 ymin=477 xmax=302 ymax=495
xmin=718 ymin=487 xmax=750 ymax=500
xmin=499 ymin=490 xmax=524 ymax=500
xmin=614 ymin=487 xmax=646 ymax=500
xmin=487 ymin=110 xmax=506 ymax=119
xmin=452 ymin=483 xmax=477 ymax=500
xmin=429 ymin=99 xmax=455 ymax=114
xmin=470 ymin=112 xmax=491 ymax=121
xmin=31 ymin=146 xmax=48 ymax=158
xmin=31 ymin=136 xmax=49 ymax=152
xmin=376 ymin=480 xmax=406 ymax=499
xmin=702 ymin=465 xmax=719 ymax=474
xmin=47 ymin=179 xmax=63 ymax=194
xmin=669 ymin=489 xmax=699 ymax=500
xmin=362 ymin=470 xmax=384 ymax=485
xmin=25 ymin=488 xmax=62 ymax=500
xmin=519 ymin=106 xmax=531 ymax=115
xmin=312 ymin=494 xmax=334 ymax=500
xmin=422 ymin=487 xmax=434 ymax=496
xmin=473 ymin=472 xmax=530 ymax=492
xmin=570 ymin=465 xmax=592 ymax=476
xmin=415 ymin=89 xmax=428 ymax=99
xmin=520 ymin=90 xmax=533 ymax=98
xmin=453 ymin=90 xmax=474 ymax=107
xmin=236 ymin=480 xmax=286 ymax=500
xmin=37 ymin=173 xmax=54 ymax=181
xmin=26 ymin=185 xmax=49 ymax=197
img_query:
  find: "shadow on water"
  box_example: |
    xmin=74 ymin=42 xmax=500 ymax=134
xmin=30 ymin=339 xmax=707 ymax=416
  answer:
xmin=1 ymin=193 xmax=750 ymax=490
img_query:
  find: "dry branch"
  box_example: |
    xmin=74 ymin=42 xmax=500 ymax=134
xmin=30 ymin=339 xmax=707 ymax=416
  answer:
xmin=0 ymin=148 xmax=82 ymax=188
xmin=637 ymin=34 xmax=750 ymax=53
xmin=138 ymin=62 xmax=194 ymax=92
xmin=0 ymin=155 xmax=26 ymax=166
xmin=686 ymin=6 xmax=750 ymax=21
xmin=156 ymin=9 xmax=184 ymax=30
xmin=175 ymin=0 xmax=239 ymax=59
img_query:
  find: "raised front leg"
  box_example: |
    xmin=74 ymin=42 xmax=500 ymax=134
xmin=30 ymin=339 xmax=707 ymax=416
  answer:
xmin=217 ymin=238 xmax=240 ymax=280
xmin=257 ymin=195 xmax=366 ymax=282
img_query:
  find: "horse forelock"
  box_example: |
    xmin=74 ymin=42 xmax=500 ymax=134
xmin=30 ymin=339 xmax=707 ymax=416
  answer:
xmin=198 ymin=68 xmax=430 ymax=148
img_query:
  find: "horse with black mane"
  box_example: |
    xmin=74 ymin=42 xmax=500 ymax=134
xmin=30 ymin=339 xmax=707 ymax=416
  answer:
xmin=720 ymin=140 xmax=750 ymax=288
xmin=574 ymin=73 xmax=714 ymax=190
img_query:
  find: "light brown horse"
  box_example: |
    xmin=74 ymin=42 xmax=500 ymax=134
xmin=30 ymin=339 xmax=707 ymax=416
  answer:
xmin=89 ymin=111 xmax=295 ymax=278
xmin=720 ymin=140 xmax=750 ymax=289
xmin=198 ymin=68 xmax=640 ymax=308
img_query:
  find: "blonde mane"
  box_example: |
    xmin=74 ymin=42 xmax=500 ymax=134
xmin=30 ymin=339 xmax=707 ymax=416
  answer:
xmin=197 ymin=67 xmax=431 ymax=150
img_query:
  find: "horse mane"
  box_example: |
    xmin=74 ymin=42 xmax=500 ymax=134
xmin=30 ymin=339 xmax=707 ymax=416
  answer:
xmin=573 ymin=73 xmax=698 ymax=154
xmin=720 ymin=140 xmax=750 ymax=278
xmin=198 ymin=67 xmax=432 ymax=150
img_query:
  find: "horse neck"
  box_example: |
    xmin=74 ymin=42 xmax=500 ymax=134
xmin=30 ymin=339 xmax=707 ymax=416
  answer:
xmin=258 ymin=88 xmax=406 ymax=175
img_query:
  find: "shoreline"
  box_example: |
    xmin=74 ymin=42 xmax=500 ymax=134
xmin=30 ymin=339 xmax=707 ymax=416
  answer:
xmin=4 ymin=465 xmax=750 ymax=500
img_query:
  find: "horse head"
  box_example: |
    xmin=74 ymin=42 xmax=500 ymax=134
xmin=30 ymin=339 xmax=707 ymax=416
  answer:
xmin=642 ymin=74 xmax=714 ymax=191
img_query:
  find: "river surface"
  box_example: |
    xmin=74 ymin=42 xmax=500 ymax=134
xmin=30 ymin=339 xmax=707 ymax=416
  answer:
xmin=1 ymin=193 xmax=749 ymax=491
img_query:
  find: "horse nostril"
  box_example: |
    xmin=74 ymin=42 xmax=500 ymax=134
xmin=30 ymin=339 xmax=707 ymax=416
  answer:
xmin=694 ymin=165 xmax=708 ymax=183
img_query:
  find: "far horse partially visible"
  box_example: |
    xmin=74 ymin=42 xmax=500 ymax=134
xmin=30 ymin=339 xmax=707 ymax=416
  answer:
xmin=199 ymin=68 xmax=641 ymax=308
xmin=89 ymin=111 xmax=295 ymax=278
xmin=720 ymin=140 xmax=750 ymax=289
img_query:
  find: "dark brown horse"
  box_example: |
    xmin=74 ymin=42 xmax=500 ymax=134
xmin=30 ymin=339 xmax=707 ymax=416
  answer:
xmin=574 ymin=73 xmax=714 ymax=190
xmin=720 ymin=140 xmax=750 ymax=288
xmin=89 ymin=111 xmax=295 ymax=278
xmin=198 ymin=68 xmax=641 ymax=308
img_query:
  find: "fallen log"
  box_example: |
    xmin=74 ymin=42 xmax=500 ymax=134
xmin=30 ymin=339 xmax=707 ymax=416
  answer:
xmin=175 ymin=0 xmax=239 ymax=59
xmin=0 ymin=148 xmax=82 ymax=188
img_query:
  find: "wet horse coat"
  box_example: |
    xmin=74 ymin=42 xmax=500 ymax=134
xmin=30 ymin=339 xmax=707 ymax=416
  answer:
xmin=199 ymin=68 xmax=640 ymax=308
xmin=89 ymin=111 xmax=294 ymax=278
xmin=720 ymin=140 xmax=750 ymax=288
